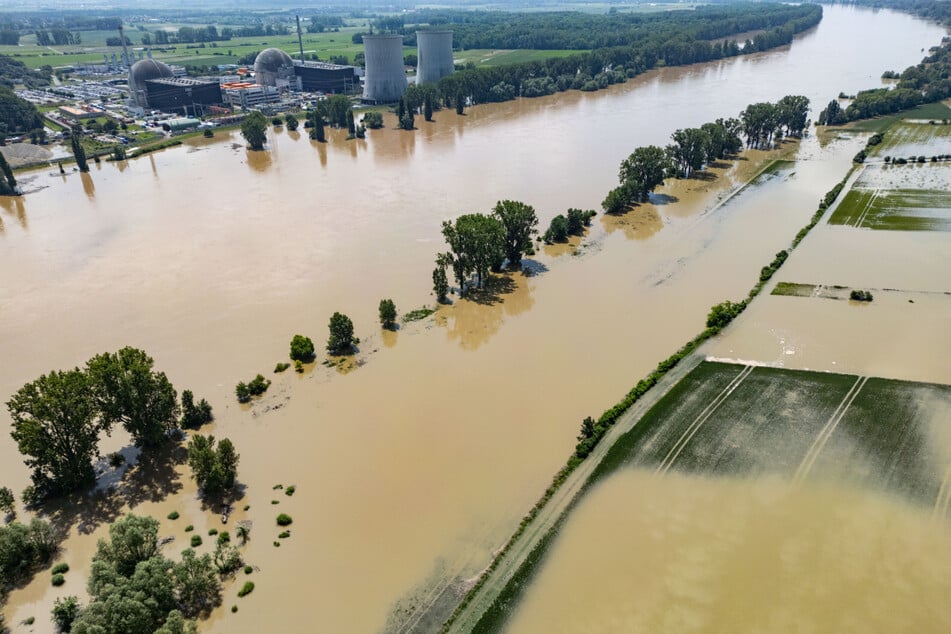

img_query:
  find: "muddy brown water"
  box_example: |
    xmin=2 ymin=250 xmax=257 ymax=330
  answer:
xmin=504 ymin=471 xmax=951 ymax=634
xmin=0 ymin=5 xmax=946 ymax=631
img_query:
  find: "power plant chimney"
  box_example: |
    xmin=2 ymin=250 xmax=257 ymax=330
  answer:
xmin=362 ymin=34 xmax=406 ymax=103
xmin=416 ymin=30 xmax=454 ymax=85
xmin=118 ymin=21 xmax=132 ymax=68
xmin=296 ymin=15 xmax=305 ymax=62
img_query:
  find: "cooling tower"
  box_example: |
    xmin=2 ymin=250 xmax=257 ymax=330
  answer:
xmin=416 ymin=30 xmax=454 ymax=85
xmin=363 ymin=35 xmax=407 ymax=103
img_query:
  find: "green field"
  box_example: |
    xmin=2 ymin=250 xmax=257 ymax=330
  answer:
xmin=844 ymin=102 xmax=951 ymax=134
xmin=1 ymin=26 xmax=578 ymax=72
xmin=771 ymin=281 xmax=853 ymax=298
xmin=592 ymin=361 xmax=951 ymax=506
xmin=874 ymin=120 xmax=951 ymax=157
xmin=828 ymin=187 xmax=951 ymax=231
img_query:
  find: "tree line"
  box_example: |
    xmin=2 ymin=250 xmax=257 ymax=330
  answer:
xmin=376 ymin=3 xmax=820 ymax=51
xmin=602 ymin=95 xmax=809 ymax=214
xmin=5 ymin=347 xmax=213 ymax=502
xmin=428 ymin=5 xmax=820 ymax=111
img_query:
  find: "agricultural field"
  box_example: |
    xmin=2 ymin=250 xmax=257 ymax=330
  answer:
xmin=872 ymin=119 xmax=951 ymax=158
xmin=592 ymin=361 xmax=951 ymax=507
xmin=828 ymin=183 xmax=951 ymax=230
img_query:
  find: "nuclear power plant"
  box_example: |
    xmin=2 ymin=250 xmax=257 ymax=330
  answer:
xmin=128 ymin=58 xmax=174 ymax=108
xmin=362 ymin=34 xmax=407 ymax=103
xmin=416 ymin=30 xmax=454 ymax=85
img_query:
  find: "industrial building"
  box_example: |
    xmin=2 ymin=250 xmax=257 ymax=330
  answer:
xmin=416 ymin=30 xmax=454 ymax=85
xmin=252 ymin=48 xmax=357 ymax=94
xmin=128 ymin=58 xmax=174 ymax=108
xmin=293 ymin=61 xmax=357 ymax=93
xmin=221 ymin=81 xmax=280 ymax=109
xmin=143 ymin=78 xmax=223 ymax=116
xmin=362 ymin=35 xmax=407 ymax=103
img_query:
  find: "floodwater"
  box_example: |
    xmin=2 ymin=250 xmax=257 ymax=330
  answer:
xmin=0 ymin=5 xmax=946 ymax=632
xmin=505 ymin=471 xmax=951 ymax=634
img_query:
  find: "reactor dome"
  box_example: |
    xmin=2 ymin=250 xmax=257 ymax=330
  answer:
xmin=128 ymin=58 xmax=174 ymax=108
xmin=254 ymin=48 xmax=295 ymax=86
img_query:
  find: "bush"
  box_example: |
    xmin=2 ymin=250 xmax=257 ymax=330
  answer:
xmin=362 ymin=111 xmax=383 ymax=129
xmin=181 ymin=390 xmax=213 ymax=429
xmin=0 ymin=486 xmax=14 ymax=515
xmin=706 ymin=300 xmax=746 ymax=329
xmin=289 ymin=335 xmax=315 ymax=362
xmin=51 ymin=573 xmax=65 ymax=586
xmin=271 ymin=500 xmax=279 ymax=505
xmin=326 ymin=312 xmax=355 ymax=354
xmin=232 ymin=605 xmax=238 ymax=613
xmin=208 ymin=528 xmax=218 ymax=536
xmin=51 ymin=562 xmax=69 ymax=575
xmin=191 ymin=535 xmax=203 ymax=547
xmin=274 ymin=362 xmax=290 ymax=373
xmin=276 ymin=513 xmax=293 ymax=526
xmin=217 ymin=531 xmax=230 ymax=545
xmin=237 ymin=581 xmax=254 ymax=597
xmin=294 ymin=360 xmax=303 ymax=373
xmin=203 ymin=128 xmax=214 ymax=138
xmin=244 ymin=565 xmax=253 ymax=574
xmin=236 ymin=374 xmax=270 ymax=402
xmin=185 ymin=525 xmax=194 ymax=532
xmin=850 ymin=289 xmax=874 ymax=302
xmin=167 ymin=511 xmax=180 ymax=520
xmin=285 ymin=485 xmax=296 ymax=496
xmin=51 ymin=596 xmax=79 ymax=633
xmin=273 ymin=541 xmax=280 ymax=547
xmin=278 ymin=530 xmax=290 ymax=539
xmin=544 ymin=215 xmax=569 ymax=243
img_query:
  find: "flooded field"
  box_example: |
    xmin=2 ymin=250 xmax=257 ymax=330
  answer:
xmin=1 ymin=5 xmax=948 ymax=632
xmin=875 ymin=120 xmax=951 ymax=158
xmin=505 ymin=471 xmax=951 ymax=634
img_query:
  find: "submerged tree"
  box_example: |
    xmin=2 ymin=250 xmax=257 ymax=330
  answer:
xmin=240 ymin=111 xmax=268 ymax=151
xmin=491 ymin=200 xmax=538 ymax=267
xmin=7 ymin=369 xmax=104 ymax=497
xmin=187 ymin=435 xmax=239 ymax=498
xmin=0 ymin=150 xmax=18 ymax=195
xmin=327 ymin=312 xmax=355 ymax=354
xmin=86 ymin=347 xmax=179 ymax=448
xmin=70 ymin=126 xmax=89 ymax=172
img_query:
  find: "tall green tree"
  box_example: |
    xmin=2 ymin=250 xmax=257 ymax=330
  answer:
xmin=0 ymin=150 xmax=17 ymax=196
xmin=491 ymin=200 xmax=538 ymax=266
xmin=441 ymin=214 xmax=505 ymax=292
xmin=7 ymin=369 xmax=104 ymax=496
xmin=283 ymin=112 xmax=299 ymax=131
xmin=667 ymin=127 xmax=709 ymax=178
xmin=86 ymin=347 xmax=179 ymax=448
xmin=70 ymin=127 xmax=89 ymax=173
xmin=186 ymin=435 xmax=239 ymax=498
xmin=378 ymin=299 xmax=397 ymax=329
xmin=91 ymin=514 xmax=160 ymax=578
xmin=618 ymin=145 xmax=668 ymax=201
xmin=240 ymin=111 xmax=268 ymax=151
xmin=346 ymin=109 xmax=356 ymax=135
xmin=173 ymin=549 xmax=221 ymax=617
xmin=327 ymin=312 xmax=355 ymax=354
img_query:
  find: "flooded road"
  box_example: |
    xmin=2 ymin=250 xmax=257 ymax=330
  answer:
xmin=505 ymin=471 xmax=951 ymax=634
xmin=0 ymin=5 xmax=947 ymax=631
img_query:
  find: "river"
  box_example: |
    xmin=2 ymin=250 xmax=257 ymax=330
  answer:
xmin=0 ymin=5 xmax=945 ymax=632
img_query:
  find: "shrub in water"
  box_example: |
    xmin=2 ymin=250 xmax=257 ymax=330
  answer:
xmin=244 ymin=565 xmax=253 ymax=575
xmin=191 ymin=535 xmax=203 ymax=548
xmin=51 ymin=563 xmax=69 ymax=575
xmin=167 ymin=511 xmax=180 ymax=520
xmin=237 ymin=581 xmax=254 ymax=597
xmin=276 ymin=513 xmax=293 ymax=526
xmin=51 ymin=573 xmax=65 ymax=586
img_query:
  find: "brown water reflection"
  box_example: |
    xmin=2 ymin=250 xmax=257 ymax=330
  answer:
xmin=506 ymin=471 xmax=951 ymax=634
xmin=0 ymin=6 xmax=945 ymax=632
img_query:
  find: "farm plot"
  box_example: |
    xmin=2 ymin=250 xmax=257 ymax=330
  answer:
xmin=829 ymin=185 xmax=951 ymax=231
xmin=591 ymin=361 xmax=951 ymax=507
xmin=873 ymin=120 xmax=951 ymax=158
